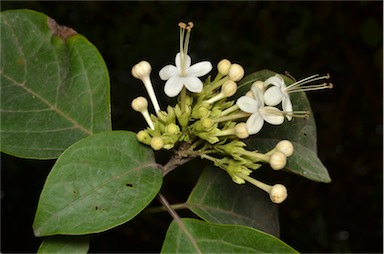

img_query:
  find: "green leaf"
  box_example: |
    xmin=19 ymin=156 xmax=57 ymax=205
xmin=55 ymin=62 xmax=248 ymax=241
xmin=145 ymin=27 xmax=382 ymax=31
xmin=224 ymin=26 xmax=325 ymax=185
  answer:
xmin=33 ymin=131 xmax=162 ymax=236
xmin=237 ymin=70 xmax=331 ymax=183
xmin=0 ymin=9 xmax=111 ymax=159
xmin=161 ymin=218 xmax=298 ymax=253
xmin=187 ymin=165 xmax=280 ymax=237
xmin=37 ymin=236 xmax=89 ymax=254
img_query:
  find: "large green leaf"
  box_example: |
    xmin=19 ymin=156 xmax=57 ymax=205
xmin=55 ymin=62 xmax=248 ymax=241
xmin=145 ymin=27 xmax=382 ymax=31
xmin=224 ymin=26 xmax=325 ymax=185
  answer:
xmin=237 ymin=70 xmax=331 ymax=182
xmin=0 ymin=9 xmax=111 ymax=159
xmin=161 ymin=218 xmax=298 ymax=253
xmin=187 ymin=165 xmax=280 ymax=237
xmin=33 ymin=131 xmax=162 ymax=236
xmin=37 ymin=236 xmax=89 ymax=254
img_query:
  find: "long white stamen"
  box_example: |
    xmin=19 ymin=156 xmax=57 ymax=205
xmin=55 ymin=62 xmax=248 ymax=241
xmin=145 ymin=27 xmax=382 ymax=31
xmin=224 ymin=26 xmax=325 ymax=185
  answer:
xmin=284 ymin=73 xmax=332 ymax=94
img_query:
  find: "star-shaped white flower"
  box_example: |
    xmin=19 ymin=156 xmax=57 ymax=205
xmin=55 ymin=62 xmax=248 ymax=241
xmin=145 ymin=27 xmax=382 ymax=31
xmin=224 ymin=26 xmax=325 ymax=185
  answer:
xmin=263 ymin=74 xmax=293 ymax=120
xmin=159 ymin=52 xmax=212 ymax=97
xmin=236 ymin=86 xmax=284 ymax=135
xmin=263 ymin=73 xmax=332 ymax=120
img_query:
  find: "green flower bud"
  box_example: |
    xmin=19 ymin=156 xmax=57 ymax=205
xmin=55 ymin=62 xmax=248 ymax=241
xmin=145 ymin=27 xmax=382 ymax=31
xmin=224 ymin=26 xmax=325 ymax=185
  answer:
xmin=201 ymin=118 xmax=215 ymax=130
xmin=192 ymin=105 xmax=210 ymax=119
xmin=165 ymin=123 xmax=180 ymax=135
xmin=136 ymin=130 xmax=151 ymax=145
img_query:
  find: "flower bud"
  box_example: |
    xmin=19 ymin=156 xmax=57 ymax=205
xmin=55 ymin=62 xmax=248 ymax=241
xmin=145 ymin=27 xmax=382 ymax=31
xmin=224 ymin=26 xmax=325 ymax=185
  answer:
xmin=131 ymin=96 xmax=148 ymax=112
xmin=269 ymin=151 xmax=287 ymax=170
xmin=269 ymin=184 xmax=288 ymax=203
xmin=252 ymin=80 xmax=265 ymax=93
xmin=217 ymin=59 xmax=231 ymax=76
xmin=150 ymin=136 xmax=164 ymax=151
xmin=275 ymin=140 xmax=294 ymax=157
xmin=131 ymin=97 xmax=154 ymax=130
xmin=228 ymin=63 xmax=245 ymax=81
xmin=222 ymin=80 xmax=237 ymax=97
xmin=136 ymin=130 xmax=151 ymax=145
xmin=131 ymin=61 xmax=151 ymax=80
xmin=235 ymin=123 xmax=249 ymax=139
xmin=165 ymin=123 xmax=180 ymax=135
xmin=201 ymin=118 xmax=214 ymax=130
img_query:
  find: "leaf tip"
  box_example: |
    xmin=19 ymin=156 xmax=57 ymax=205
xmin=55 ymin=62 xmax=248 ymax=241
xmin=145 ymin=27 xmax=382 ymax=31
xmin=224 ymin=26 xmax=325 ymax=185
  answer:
xmin=47 ymin=17 xmax=77 ymax=40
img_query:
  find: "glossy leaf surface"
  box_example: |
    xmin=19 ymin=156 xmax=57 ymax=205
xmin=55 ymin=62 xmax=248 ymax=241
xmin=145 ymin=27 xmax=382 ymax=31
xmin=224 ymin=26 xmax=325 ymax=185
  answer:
xmin=33 ymin=131 xmax=162 ymax=236
xmin=37 ymin=236 xmax=89 ymax=254
xmin=1 ymin=9 xmax=111 ymax=159
xmin=161 ymin=218 xmax=298 ymax=253
xmin=187 ymin=165 xmax=280 ymax=237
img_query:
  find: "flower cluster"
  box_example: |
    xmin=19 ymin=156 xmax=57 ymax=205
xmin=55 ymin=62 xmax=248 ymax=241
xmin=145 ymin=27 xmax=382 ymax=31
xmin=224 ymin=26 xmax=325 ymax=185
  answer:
xmin=131 ymin=22 xmax=332 ymax=204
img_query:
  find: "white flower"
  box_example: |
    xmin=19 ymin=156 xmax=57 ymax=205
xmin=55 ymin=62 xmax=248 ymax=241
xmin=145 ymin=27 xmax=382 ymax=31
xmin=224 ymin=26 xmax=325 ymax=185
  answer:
xmin=236 ymin=86 xmax=284 ymax=135
xmin=159 ymin=53 xmax=212 ymax=97
xmin=263 ymin=75 xmax=293 ymax=119
xmin=159 ymin=22 xmax=212 ymax=97
xmin=263 ymin=73 xmax=332 ymax=120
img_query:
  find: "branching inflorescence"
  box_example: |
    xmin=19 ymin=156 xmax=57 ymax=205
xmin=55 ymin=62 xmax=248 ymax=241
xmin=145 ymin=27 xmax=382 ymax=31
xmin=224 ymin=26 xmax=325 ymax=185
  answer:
xmin=131 ymin=22 xmax=332 ymax=204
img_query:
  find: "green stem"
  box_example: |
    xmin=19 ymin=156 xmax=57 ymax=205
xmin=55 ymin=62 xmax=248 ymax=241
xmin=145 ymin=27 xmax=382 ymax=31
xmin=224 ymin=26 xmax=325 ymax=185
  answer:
xmin=214 ymin=112 xmax=250 ymax=123
xmin=235 ymin=173 xmax=271 ymax=193
xmin=145 ymin=202 xmax=188 ymax=214
xmin=238 ymin=149 xmax=270 ymax=162
xmin=180 ymin=86 xmax=186 ymax=114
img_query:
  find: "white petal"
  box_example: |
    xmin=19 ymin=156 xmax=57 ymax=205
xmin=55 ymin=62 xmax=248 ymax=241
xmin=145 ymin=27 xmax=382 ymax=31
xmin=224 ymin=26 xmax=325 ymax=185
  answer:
xmin=164 ymin=77 xmax=184 ymax=97
xmin=282 ymin=96 xmax=293 ymax=121
xmin=251 ymin=86 xmax=264 ymax=105
xmin=187 ymin=61 xmax=213 ymax=77
xmin=159 ymin=65 xmax=178 ymax=80
xmin=261 ymin=106 xmax=285 ymax=125
xmin=183 ymin=76 xmax=203 ymax=93
xmin=246 ymin=113 xmax=264 ymax=135
xmin=264 ymin=74 xmax=284 ymax=88
xmin=236 ymin=96 xmax=259 ymax=113
xmin=175 ymin=53 xmax=191 ymax=69
xmin=264 ymin=86 xmax=283 ymax=106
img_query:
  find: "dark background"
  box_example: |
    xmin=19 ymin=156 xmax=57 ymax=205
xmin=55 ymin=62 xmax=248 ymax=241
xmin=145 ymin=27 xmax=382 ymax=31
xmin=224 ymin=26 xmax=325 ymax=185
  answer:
xmin=1 ymin=1 xmax=382 ymax=253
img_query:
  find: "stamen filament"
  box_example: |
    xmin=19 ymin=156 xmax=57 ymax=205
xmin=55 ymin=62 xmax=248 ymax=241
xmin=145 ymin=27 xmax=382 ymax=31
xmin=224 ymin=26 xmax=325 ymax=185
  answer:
xmin=287 ymin=83 xmax=333 ymax=93
xmin=284 ymin=74 xmax=331 ymax=93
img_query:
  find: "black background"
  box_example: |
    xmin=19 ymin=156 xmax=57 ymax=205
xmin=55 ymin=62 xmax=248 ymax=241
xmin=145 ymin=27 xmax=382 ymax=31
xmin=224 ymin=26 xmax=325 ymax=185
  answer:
xmin=1 ymin=1 xmax=383 ymax=253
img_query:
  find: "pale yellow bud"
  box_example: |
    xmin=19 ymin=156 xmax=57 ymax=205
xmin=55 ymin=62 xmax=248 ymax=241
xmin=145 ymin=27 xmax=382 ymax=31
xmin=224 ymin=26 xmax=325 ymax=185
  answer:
xmin=131 ymin=97 xmax=154 ymax=130
xmin=222 ymin=80 xmax=237 ymax=97
xmin=269 ymin=184 xmax=288 ymax=203
xmin=245 ymin=90 xmax=254 ymax=98
xmin=235 ymin=123 xmax=249 ymax=139
xmin=150 ymin=136 xmax=164 ymax=151
xmin=217 ymin=59 xmax=232 ymax=76
xmin=269 ymin=151 xmax=287 ymax=170
xmin=131 ymin=96 xmax=148 ymax=112
xmin=228 ymin=64 xmax=244 ymax=81
xmin=131 ymin=61 xmax=160 ymax=113
xmin=131 ymin=61 xmax=152 ymax=80
xmin=252 ymin=80 xmax=265 ymax=93
xmin=275 ymin=140 xmax=294 ymax=157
